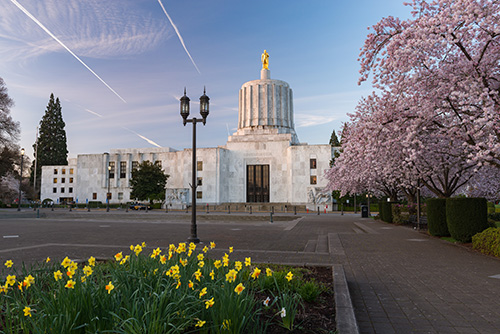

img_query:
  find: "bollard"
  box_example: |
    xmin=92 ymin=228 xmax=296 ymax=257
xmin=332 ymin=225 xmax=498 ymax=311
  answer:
xmin=206 ymin=203 xmax=209 ymax=214
xmin=69 ymin=204 xmax=72 ymax=212
xmin=270 ymin=212 xmax=273 ymax=223
xmin=249 ymin=206 xmax=252 ymax=214
xmin=317 ymin=207 xmax=320 ymax=215
xmin=146 ymin=205 xmax=148 ymax=212
xmin=36 ymin=208 xmax=39 ymax=218
xmin=165 ymin=205 xmax=168 ymax=213
xmin=51 ymin=204 xmax=54 ymax=211
xmin=228 ymin=205 xmax=230 ymax=214
xmin=341 ymin=204 xmax=344 ymax=216
xmin=272 ymin=206 xmax=274 ymax=214
xmin=324 ymin=208 xmax=326 ymax=214
xmin=126 ymin=205 xmax=129 ymax=212
xmin=294 ymin=206 xmax=297 ymax=215
xmin=307 ymin=208 xmax=309 ymax=213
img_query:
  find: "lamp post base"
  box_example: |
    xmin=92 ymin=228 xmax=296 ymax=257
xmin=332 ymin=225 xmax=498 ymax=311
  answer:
xmin=188 ymin=236 xmax=200 ymax=244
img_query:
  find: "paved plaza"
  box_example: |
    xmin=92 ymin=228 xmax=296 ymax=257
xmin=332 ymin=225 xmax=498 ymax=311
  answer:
xmin=1 ymin=209 xmax=500 ymax=333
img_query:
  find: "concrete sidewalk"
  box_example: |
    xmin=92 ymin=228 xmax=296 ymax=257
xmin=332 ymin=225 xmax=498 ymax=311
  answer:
xmin=1 ymin=209 xmax=500 ymax=333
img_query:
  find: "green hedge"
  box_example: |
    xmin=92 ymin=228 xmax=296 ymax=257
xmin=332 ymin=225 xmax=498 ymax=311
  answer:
xmin=472 ymin=227 xmax=500 ymax=257
xmin=446 ymin=198 xmax=489 ymax=243
xmin=427 ymin=198 xmax=449 ymax=237
xmin=379 ymin=201 xmax=396 ymax=223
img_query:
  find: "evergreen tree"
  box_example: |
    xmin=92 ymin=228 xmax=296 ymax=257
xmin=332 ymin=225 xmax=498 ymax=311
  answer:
xmin=30 ymin=93 xmax=68 ymax=194
xmin=130 ymin=161 xmax=169 ymax=203
xmin=0 ymin=77 xmax=20 ymax=179
xmin=329 ymin=129 xmax=340 ymax=147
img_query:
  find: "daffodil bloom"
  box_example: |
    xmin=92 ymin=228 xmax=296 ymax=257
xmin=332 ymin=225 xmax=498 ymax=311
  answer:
xmin=188 ymin=249 xmax=193 ymax=257
xmin=263 ymin=297 xmax=271 ymax=307
xmin=266 ymin=268 xmax=273 ymax=277
xmin=0 ymin=285 xmax=8 ymax=294
xmin=130 ymin=245 xmax=134 ymax=251
xmin=222 ymin=253 xmax=229 ymax=267
xmin=169 ymin=244 xmax=176 ymax=252
xmin=168 ymin=251 xmax=173 ymax=260
xmin=68 ymin=261 xmax=78 ymax=271
xmin=176 ymin=243 xmax=186 ymax=253
xmin=105 ymin=281 xmax=114 ymax=294
xmin=141 ymin=242 xmax=146 ymax=247
xmin=4 ymin=260 xmax=13 ymax=268
xmin=134 ymin=245 xmax=142 ymax=256
xmin=81 ymin=276 xmax=86 ymax=283
xmin=176 ymin=280 xmax=181 ymax=289
xmin=234 ymin=283 xmax=245 ymax=295
xmin=195 ymin=320 xmax=206 ymax=327
xmin=65 ymin=279 xmax=76 ymax=289
xmin=205 ymin=297 xmax=214 ymax=309
xmin=114 ymin=252 xmax=123 ymax=261
xmin=23 ymin=306 xmax=32 ymax=317
xmin=214 ymin=260 xmax=222 ymax=269
xmin=66 ymin=269 xmax=75 ymax=278
xmin=210 ymin=241 xmax=216 ymax=249
xmin=151 ymin=247 xmax=161 ymax=258
xmin=83 ymin=265 xmax=93 ymax=277
xmin=245 ymin=257 xmax=251 ymax=266
xmin=222 ymin=319 xmax=231 ymax=330
xmin=229 ymin=246 xmax=233 ymax=253
xmin=189 ymin=242 xmax=196 ymax=251
xmin=198 ymin=261 xmax=205 ymax=268
xmin=209 ymin=270 xmax=215 ymax=280
xmin=18 ymin=282 xmax=25 ymax=291
xmin=279 ymin=307 xmax=286 ymax=318
xmin=54 ymin=270 xmax=63 ymax=281
xmin=286 ymin=271 xmax=293 ymax=282
xmin=251 ymin=268 xmax=261 ymax=279
xmin=202 ymin=246 xmax=209 ymax=253
xmin=179 ymin=258 xmax=188 ymax=267
xmin=199 ymin=287 xmax=207 ymax=298
xmin=61 ymin=257 xmax=71 ymax=268
xmin=225 ymin=269 xmax=237 ymax=283
xmin=188 ymin=280 xmax=194 ymax=290
xmin=160 ymin=255 xmax=167 ymax=264
xmin=45 ymin=257 xmax=51 ymax=263
xmin=6 ymin=275 xmax=16 ymax=286
xmin=197 ymin=253 xmax=204 ymax=261
xmin=194 ymin=269 xmax=202 ymax=281
xmin=88 ymin=256 xmax=96 ymax=266
xmin=24 ymin=275 xmax=35 ymax=287
xmin=235 ymin=261 xmax=242 ymax=271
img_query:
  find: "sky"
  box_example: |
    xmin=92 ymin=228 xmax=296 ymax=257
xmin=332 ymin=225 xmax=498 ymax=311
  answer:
xmin=0 ymin=0 xmax=412 ymax=161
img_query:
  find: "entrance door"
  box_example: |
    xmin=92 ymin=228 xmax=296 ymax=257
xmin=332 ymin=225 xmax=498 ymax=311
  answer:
xmin=247 ymin=165 xmax=269 ymax=202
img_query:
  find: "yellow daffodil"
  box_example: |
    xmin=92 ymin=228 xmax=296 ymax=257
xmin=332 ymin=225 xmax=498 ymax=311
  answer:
xmin=114 ymin=252 xmax=123 ymax=261
xmin=188 ymin=249 xmax=193 ymax=257
xmin=195 ymin=320 xmax=206 ymax=327
xmin=18 ymin=282 xmax=25 ymax=291
xmin=188 ymin=280 xmax=194 ymax=290
xmin=235 ymin=261 xmax=242 ymax=271
xmin=194 ymin=269 xmax=202 ymax=281
xmin=209 ymin=270 xmax=215 ymax=280
xmin=130 ymin=245 xmax=134 ymax=251
xmin=189 ymin=242 xmax=196 ymax=251
xmin=222 ymin=319 xmax=231 ymax=330
xmin=61 ymin=257 xmax=71 ymax=268
xmin=234 ymin=283 xmax=245 ymax=295
xmin=45 ymin=257 xmax=51 ymax=263
xmin=134 ymin=245 xmax=142 ymax=256
xmin=223 ymin=258 xmax=229 ymax=267
xmin=168 ymin=251 xmax=173 ymax=260
xmin=225 ymin=269 xmax=237 ymax=283
xmin=24 ymin=275 xmax=35 ymax=288
xmin=214 ymin=260 xmax=222 ymax=269
xmin=4 ymin=260 xmax=13 ymax=268
xmin=176 ymin=243 xmax=186 ymax=253
xmin=88 ymin=256 xmax=96 ymax=267
xmin=179 ymin=258 xmax=188 ymax=267
xmin=105 ymin=281 xmax=114 ymax=294
xmin=23 ymin=306 xmax=32 ymax=317
xmin=54 ymin=270 xmax=63 ymax=281
xmin=83 ymin=265 xmax=93 ymax=277
xmin=266 ymin=268 xmax=273 ymax=277
xmin=176 ymin=280 xmax=181 ymax=289
xmin=6 ymin=275 xmax=16 ymax=286
xmin=286 ymin=271 xmax=293 ymax=282
xmin=65 ymin=279 xmax=76 ymax=289
xmin=199 ymin=287 xmax=207 ymax=298
xmin=251 ymin=268 xmax=261 ymax=279
xmin=160 ymin=255 xmax=167 ymax=264
xmin=141 ymin=242 xmax=146 ymax=247
xmin=210 ymin=241 xmax=216 ymax=249
xmin=229 ymin=246 xmax=233 ymax=253
xmin=151 ymin=247 xmax=161 ymax=258
xmin=66 ymin=269 xmax=75 ymax=278
xmin=0 ymin=285 xmax=7 ymax=294
xmin=205 ymin=297 xmax=215 ymax=309
xmin=198 ymin=261 xmax=205 ymax=268
xmin=245 ymin=257 xmax=251 ymax=266
xmin=202 ymin=246 xmax=209 ymax=253
xmin=197 ymin=253 xmax=204 ymax=261
xmin=169 ymin=244 xmax=176 ymax=252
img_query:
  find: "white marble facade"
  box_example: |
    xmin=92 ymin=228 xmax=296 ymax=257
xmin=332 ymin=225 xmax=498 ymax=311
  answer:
xmin=40 ymin=66 xmax=334 ymax=209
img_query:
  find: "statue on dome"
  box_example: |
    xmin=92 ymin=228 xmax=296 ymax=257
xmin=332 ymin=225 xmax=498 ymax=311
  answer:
xmin=261 ymin=50 xmax=269 ymax=70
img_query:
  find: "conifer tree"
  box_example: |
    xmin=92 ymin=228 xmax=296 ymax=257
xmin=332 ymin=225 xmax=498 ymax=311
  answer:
xmin=31 ymin=93 xmax=68 ymax=193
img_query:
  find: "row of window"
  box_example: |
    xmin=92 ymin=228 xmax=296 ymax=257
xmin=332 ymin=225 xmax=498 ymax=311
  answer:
xmin=53 ymin=178 xmax=74 ymax=184
xmin=53 ymin=168 xmax=74 ymax=175
xmin=53 ymin=187 xmax=73 ymax=193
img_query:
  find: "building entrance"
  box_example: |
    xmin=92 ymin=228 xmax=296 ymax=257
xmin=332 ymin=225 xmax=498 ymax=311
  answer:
xmin=246 ymin=165 xmax=269 ymax=202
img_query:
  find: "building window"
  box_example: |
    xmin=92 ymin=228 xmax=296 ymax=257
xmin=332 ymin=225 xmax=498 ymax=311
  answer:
xmin=310 ymin=175 xmax=317 ymax=185
xmin=54 ymin=169 xmax=58 ymax=175
xmin=92 ymin=193 xmax=97 ymax=200
xmin=197 ymin=161 xmax=203 ymax=171
xmin=118 ymin=192 xmax=123 ymax=200
xmin=61 ymin=188 xmax=65 ymax=193
xmin=69 ymin=187 xmax=73 ymax=193
xmin=69 ymin=177 xmax=73 ymax=183
xmin=62 ymin=169 xmax=66 ymax=175
xmin=132 ymin=161 xmax=139 ymax=171
xmin=61 ymin=178 xmax=65 ymax=183
xmin=109 ymin=162 xmax=115 ymax=178
xmin=69 ymin=168 xmax=74 ymax=175
xmin=310 ymin=159 xmax=317 ymax=169
xmin=197 ymin=191 xmax=202 ymax=199
xmin=120 ymin=161 xmax=126 ymax=178
xmin=155 ymin=160 xmax=162 ymax=168
xmin=53 ymin=188 xmax=57 ymax=193
xmin=53 ymin=178 xmax=57 ymax=184
xmin=197 ymin=177 xmax=203 ymax=186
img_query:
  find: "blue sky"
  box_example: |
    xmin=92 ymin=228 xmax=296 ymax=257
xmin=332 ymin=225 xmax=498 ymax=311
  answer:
xmin=1 ymin=0 xmax=411 ymax=160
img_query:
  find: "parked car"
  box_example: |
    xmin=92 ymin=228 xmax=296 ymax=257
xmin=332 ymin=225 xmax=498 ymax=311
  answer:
xmin=129 ymin=203 xmax=152 ymax=210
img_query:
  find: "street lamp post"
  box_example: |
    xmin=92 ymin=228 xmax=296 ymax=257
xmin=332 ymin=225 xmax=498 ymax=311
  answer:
xmin=180 ymin=87 xmax=209 ymax=244
xmin=106 ymin=165 xmax=111 ymax=212
xmin=17 ymin=148 xmax=25 ymax=211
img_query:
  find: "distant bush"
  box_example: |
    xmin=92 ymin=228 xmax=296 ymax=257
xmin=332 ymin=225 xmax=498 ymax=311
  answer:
xmin=446 ymin=198 xmax=489 ymax=243
xmin=488 ymin=202 xmax=495 ymax=214
xmin=88 ymin=201 xmax=102 ymax=208
xmin=379 ymin=201 xmax=397 ymax=223
xmin=488 ymin=213 xmax=500 ymax=222
xmin=427 ymin=198 xmax=449 ymax=237
xmin=472 ymin=227 xmax=500 ymax=257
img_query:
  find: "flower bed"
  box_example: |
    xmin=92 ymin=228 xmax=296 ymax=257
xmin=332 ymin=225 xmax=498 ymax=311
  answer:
xmin=1 ymin=242 xmax=334 ymax=333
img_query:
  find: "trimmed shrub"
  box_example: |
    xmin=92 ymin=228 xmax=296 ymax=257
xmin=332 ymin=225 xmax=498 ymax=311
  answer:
xmin=427 ymin=198 xmax=449 ymax=237
xmin=446 ymin=198 xmax=489 ymax=243
xmin=472 ymin=227 xmax=500 ymax=257
xmin=487 ymin=202 xmax=495 ymax=214
xmin=379 ymin=201 xmax=396 ymax=223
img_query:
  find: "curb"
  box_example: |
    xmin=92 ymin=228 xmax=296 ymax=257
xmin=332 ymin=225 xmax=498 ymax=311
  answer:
xmin=333 ymin=264 xmax=359 ymax=334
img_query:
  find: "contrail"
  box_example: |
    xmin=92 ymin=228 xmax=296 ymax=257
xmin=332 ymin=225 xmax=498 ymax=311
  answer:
xmin=84 ymin=108 xmax=104 ymax=118
xmin=9 ymin=0 xmax=127 ymax=103
xmin=122 ymin=127 xmax=162 ymax=148
xmin=157 ymin=0 xmax=201 ymax=74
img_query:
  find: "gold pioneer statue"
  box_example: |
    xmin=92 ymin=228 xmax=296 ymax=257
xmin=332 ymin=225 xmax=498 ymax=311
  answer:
xmin=261 ymin=50 xmax=269 ymax=70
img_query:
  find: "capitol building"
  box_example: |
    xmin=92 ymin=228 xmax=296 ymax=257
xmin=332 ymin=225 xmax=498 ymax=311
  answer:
xmin=40 ymin=54 xmax=335 ymax=210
